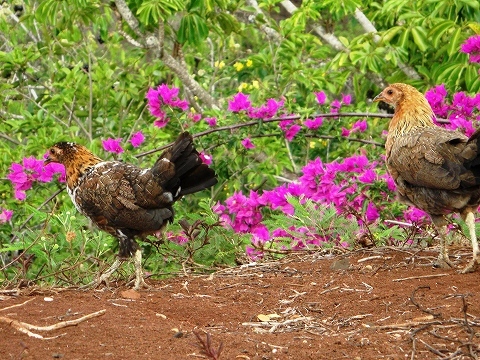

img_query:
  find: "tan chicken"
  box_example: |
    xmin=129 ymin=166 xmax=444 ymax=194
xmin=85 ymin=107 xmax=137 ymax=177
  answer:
xmin=373 ymin=83 xmax=480 ymax=272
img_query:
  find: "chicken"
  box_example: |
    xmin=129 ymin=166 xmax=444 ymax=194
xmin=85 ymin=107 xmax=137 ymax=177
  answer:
xmin=45 ymin=132 xmax=217 ymax=289
xmin=373 ymin=83 xmax=480 ymax=272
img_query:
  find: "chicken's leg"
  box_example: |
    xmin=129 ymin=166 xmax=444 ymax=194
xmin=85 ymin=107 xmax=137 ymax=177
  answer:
xmin=461 ymin=211 xmax=479 ymax=273
xmin=80 ymin=258 xmax=123 ymax=289
xmin=132 ymin=249 xmax=149 ymax=290
xmin=434 ymin=224 xmax=455 ymax=269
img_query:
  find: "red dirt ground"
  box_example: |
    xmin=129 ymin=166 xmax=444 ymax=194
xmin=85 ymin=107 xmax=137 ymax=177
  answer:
xmin=1 ymin=247 xmax=480 ymax=360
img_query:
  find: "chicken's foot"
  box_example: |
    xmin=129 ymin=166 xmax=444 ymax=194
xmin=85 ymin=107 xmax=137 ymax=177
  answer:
xmin=460 ymin=212 xmax=479 ymax=273
xmin=80 ymin=258 xmax=123 ymax=290
xmin=434 ymin=225 xmax=455 ymax=269
xmin=130 ymin=249 xmax=150 ymax=290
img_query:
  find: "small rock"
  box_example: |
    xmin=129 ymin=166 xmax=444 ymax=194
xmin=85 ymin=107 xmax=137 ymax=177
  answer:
xmin=330 ymin=258 xmax=350 ymax=270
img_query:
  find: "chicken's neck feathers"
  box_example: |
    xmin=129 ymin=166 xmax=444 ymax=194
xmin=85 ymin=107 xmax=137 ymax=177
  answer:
xmin=65 ymin=152 xmax=103 ymax=190
xmin=388 ymin=97 xmax=435 ymax=137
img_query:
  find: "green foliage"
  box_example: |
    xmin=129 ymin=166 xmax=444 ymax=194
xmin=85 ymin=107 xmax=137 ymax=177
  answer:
xmin=137 ymin=0 xmax=185 ymax=24
xmin=1 ymin=0 xmax=479 ymax=287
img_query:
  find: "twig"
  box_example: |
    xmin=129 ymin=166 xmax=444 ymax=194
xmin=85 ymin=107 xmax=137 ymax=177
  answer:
xmin=410 ymin=285 xmax=441 ymax=318
xmin=363 ymin=320 xmax=442 ymax=330
xmin=0 ymin=298 xmax=35 ymax=312
xmin=392 ymin=273 xmax=450 ymax=282
xmin=0 ymin=309 xmax=106 ymax=340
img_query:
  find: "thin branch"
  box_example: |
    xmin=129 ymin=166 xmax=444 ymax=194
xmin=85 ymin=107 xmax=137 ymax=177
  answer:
xmin=0 ymin=133 xmax=21 ymax=145
xmin=135 ymin=112 xmax=391 ymax=158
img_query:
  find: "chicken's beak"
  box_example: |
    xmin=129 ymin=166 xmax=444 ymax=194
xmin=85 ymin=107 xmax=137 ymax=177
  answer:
xmin=372 ymin=93 xmax=384 ymax=103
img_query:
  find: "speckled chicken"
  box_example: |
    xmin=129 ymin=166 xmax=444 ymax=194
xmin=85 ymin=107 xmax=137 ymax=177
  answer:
xmin=374 ymin=83 xmax=480 ymax=272
xmin=45 ymin=132 xmax=217 ymax=289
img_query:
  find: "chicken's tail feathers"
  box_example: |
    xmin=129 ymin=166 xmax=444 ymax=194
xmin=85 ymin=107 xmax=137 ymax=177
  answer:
xmin=468 ymin=127 xmax=480 ymax=143
xmin=462 ymin=128 xmax=480 ymax=186
xmin=152 ymin=132 xmax=217 ymax=198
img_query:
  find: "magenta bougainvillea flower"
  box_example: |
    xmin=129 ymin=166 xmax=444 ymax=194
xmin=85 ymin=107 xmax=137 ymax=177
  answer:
xmin=146 ymin=84 xmax=189 ymax=128
xmin=351 ymin=119 xmax=367 ymax=133
xmin=341 ymin=127 xmax=350 ymax=137
xmin=130 ymin=131 xmax=145 ymax=148
xmin=425 ymin=84 xmax=449 ymax=118
xmin=365 ymin=202 xmax=380 ymax=222
xmin=102 ymin=138 xmax=124 ymax=154
xmin=8 ymin=156 xmax=65 ymax=200
xmin=248 ymin=98 xmax=284 ymax=119
xmin=342 ymin=94 xmax=352 ymax=106
xmin=304 ymin=117 xmax=323 ymax=130
xmin=204 ymin=117 xmax=217 ymax=127
xmin=460 ymin=35 xmax=480 ymax=63
xmin=189 ymin=112 xmax=202 ymax=123
xmin=0 ymin=208 xmax=13 ymax=223
xmin=228 ymin=92 xmax=251 ymax=112
xmin=315 ymin=91 xmax=326 ymax=105
xmin=241 ymin=137 xmax=255 ymax=149
xmin=199 ymin=152 xmax=213 ymax=165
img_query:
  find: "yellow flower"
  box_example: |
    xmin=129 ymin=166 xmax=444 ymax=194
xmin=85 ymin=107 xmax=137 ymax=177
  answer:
xmin=233 ymin=62 xmax=244 ymax=72
xmin=251 ymin=80 xmax=259 ymax=89
xmin=238 ymin=82 xmax=248 ymax=92
xmin=246 ymin=59 xmax=253 ymax=67
xmin=309 ymin=141 xmax=316 ymax=149
xmin=214 ymin=60 xmax=225 ymax=69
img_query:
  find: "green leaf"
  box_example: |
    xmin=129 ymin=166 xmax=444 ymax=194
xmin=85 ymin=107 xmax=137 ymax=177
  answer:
xmin=447 ymin=27 xmax=463 ymax=57
xmin=381 ymin=26 xmax=403 ymax=44
xmin=397 ymin=27 xmax=411 ymax=49
xmin=411 ymin=26 xmax=429 ymax=52
xmin=137 ymin=0 xmax=185 ymax=25
xmin=177 ymin=13 xmax=209 ymax=44
xmin=428 ymin=20 xmax=455 ymax=48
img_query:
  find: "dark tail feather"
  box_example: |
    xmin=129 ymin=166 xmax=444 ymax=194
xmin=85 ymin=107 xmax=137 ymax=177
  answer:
xmin=152 ymin=132 xmax=217 ymax=197
xmin=465 ymin=128 xmax=480 ymax=185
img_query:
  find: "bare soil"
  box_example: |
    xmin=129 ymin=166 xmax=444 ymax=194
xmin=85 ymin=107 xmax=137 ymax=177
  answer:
xmin=1 ymin=247 xmax=480 ymax=360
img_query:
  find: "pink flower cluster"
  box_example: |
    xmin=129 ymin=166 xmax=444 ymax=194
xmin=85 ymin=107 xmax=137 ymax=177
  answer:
xmin=8 ymin=156 xmax=65 ymax=200
xmin=214 ymin=154 xmax=429 ymax=258
xmin=426 ymin=84 xmax=480 ymax=136
xmin=0 ymin=208 xmax=13 ymax=223
xmin=102 ymin=131 xmax=146 ymax=154
xmin=461 ymin=35 xmax=480 ymax=64
xmin=228 ymin=93 xmax=284 ymax=119
xmin=146 ymin=84 xmax=189 ymax=128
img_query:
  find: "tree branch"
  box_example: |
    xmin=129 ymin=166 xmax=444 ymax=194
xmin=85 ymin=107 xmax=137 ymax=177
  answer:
xmin=279 ymin=1 xmax=386 ymax=88
xmin=353 ymin=8 xmax=421 ymax=80
xmin=134 ymin=112 xmax=392 ymax=158
xmin=280 ymin=0 xmax=346 ymax=52
xmin=244 ymin=0 xmax=282 ymax=43
xmin=113 ymin=0 xmax=143 ymax=38
xmin=113 ymin=0 xmax=219 ymax=109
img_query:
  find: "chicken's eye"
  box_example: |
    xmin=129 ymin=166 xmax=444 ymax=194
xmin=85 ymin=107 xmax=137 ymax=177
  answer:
xmin=387 ymin=89 xmax=393 ymax=95
xmin=50 ymin=149 xmax=56 ymax=155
